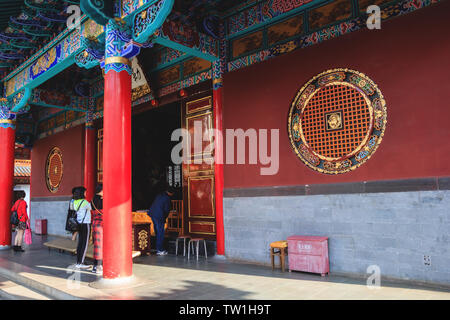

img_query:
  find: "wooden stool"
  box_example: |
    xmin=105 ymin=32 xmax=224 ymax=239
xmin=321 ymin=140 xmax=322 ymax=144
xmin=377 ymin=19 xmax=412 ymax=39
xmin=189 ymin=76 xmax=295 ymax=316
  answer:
xmin=188 ymin=238 xmax=207 ymax=260
xmin=270 ymin=241 xmax=288 ymax=272
xmin=175 ymin=235 xmax=191 ymax=256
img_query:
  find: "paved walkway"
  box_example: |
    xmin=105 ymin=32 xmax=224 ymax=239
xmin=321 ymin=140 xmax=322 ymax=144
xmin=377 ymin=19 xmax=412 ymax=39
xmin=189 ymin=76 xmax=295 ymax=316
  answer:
xmin=0 ymin=235 xmax=449 ymax=300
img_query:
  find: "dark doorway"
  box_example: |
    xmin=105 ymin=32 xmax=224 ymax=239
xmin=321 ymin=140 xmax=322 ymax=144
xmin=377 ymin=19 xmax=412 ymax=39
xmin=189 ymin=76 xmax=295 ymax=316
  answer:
xmin=131 ymin=102 xmax=182 ymax=211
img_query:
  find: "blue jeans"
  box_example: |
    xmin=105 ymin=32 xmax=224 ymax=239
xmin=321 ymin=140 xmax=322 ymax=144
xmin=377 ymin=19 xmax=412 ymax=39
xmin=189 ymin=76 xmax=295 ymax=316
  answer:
xmin=152 ymin=217 xmax=165 ymax=252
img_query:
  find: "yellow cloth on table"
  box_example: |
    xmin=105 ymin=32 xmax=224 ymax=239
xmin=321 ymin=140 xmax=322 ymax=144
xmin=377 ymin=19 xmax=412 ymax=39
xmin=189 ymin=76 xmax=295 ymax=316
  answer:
xmin=270 ymin=241 xmax=288 ymax=248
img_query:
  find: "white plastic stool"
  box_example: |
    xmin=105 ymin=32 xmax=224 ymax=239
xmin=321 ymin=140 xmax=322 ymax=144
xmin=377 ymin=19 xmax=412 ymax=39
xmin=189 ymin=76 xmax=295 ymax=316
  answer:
xmin=175 ymin=235 xmax=191 ymax=256
xmin=187 ymin=238 xmax=207 ymax=260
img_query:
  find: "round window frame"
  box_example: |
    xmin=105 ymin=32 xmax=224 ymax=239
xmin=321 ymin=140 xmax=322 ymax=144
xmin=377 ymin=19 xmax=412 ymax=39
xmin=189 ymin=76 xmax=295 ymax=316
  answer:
xmin=288 ymin=68 xmax=387 ymax=175
xmin=45 ymin=147 xmax=64 ymax=193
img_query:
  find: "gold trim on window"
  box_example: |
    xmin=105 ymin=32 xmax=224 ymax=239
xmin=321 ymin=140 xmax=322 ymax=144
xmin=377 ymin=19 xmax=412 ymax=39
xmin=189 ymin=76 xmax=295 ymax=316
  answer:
xmin=187 ymin=176 xmax=215 ymax=219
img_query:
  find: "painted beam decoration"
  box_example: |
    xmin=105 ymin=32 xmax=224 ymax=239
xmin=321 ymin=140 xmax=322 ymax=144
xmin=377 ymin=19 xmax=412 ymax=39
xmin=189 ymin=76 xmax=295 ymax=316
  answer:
xmin=9 ymin=88 xmax=32 ymax=112
xmin=75 ymin=20 xmax=106 ymax=69
xmin=30 ymin=89 xmax=89 ymax=112
xmin=80 ymin=0 xmax=115 ymax=25
xmin=227 ymin=0 xmax=325 ymax=37
xmin=77 ymin=0 xmax=175 ymax=76
xmin=121 ymin=0 xmax=174 ymax=17
xmin=1 ymin=16 xmax=105 ymax=112
xmin=228 ymin=0 xmax=442 ymax=72
xmin=4 ymin=28 xmax=84 ymax=98
xmin=0 ymin=98 xmax=16 ymax=130
xmin=153 ymin=20 xmax=219 ymax=62
xmin=133 ymin=0 xmax=175 ymax=43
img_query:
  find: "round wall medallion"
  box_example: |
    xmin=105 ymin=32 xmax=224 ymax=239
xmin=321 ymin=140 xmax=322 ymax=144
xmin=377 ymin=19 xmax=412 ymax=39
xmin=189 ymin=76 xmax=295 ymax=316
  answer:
xmin=288 ymin=69 xmax=387 ymax=174
xmin=45 ymin=147 xmax=63 ymax=193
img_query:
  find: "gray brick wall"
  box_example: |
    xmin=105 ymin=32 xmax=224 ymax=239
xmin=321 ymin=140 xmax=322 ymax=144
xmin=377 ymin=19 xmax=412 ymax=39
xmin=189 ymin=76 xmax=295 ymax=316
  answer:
xmin=30 ymin=200 xmax=72 ymax=238
xmin=223 ymin=190 xmax=450 ymax=285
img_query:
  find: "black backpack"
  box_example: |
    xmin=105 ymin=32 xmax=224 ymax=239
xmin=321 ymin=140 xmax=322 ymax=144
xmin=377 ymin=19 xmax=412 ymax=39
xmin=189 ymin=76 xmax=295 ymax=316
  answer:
xmin=10 ymin=200 xmax=24 ymax=226
xmin=65 ymin=200 xmax=85 ymax=232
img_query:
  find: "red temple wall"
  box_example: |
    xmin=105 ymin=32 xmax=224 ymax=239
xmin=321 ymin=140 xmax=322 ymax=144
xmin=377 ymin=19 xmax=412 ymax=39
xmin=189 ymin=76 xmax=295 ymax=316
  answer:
xmin=222 ymin=2 xmax=450 ymax=189
xmin=31 ymin=125 xmax=85 ymax=197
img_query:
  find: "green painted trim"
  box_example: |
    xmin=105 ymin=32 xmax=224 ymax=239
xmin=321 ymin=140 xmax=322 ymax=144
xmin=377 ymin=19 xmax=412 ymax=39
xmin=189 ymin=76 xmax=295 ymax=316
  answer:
xmin=9 ymin=87 xmax=32 ymax=111
xmin=80 ymin=0 xmax=113 ymax=26
xmin=153 ymin=37 xmax=218 ymax=62
xmin=36 ymin=110 xmax=67 ymax=124
xmin=122 ymin=0 xmax=167 ymax=24
xmin=132 ymin=0 xmax=175 ymax=44
xmin=149 ymin=54 xmax=193 ymax=73
xmin=10 ymin=54 xmax=82 ymax=112
xmin=31 ymin=101 xmax=86 ymax=114
xmin=92 ymin=91 xmax=104 ymax=99
xmin=183 ymin=66 xmax=212 ymax=81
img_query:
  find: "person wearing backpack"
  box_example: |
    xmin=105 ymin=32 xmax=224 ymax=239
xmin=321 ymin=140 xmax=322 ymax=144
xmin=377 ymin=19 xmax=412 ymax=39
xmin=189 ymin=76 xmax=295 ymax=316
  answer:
xmin=72 ymin=186 xmax=92 ymax=269
xmin=11 ymin=191 xmax=28 ymax=252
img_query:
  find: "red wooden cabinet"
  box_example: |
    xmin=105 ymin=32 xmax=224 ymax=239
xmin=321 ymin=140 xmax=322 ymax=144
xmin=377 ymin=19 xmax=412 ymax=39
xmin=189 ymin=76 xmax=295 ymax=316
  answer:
xmin=287 ymin=235 xmax=329 ymax=276
xmin=35 ymin=219 xmax=47 ymax=235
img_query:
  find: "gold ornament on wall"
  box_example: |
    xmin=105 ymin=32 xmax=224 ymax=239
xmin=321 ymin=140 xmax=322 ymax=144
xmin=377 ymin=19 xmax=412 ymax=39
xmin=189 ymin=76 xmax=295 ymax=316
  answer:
xmin=45 ymin=147 xmax=63 ymax=193
xmin=288 ymin=68 xmax=387 ymax=174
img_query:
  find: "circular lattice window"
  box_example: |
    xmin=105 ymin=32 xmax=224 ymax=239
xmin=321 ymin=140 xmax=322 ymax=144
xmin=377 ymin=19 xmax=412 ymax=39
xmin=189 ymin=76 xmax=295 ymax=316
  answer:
xmin=45 ymin=147 xmax=63 ymax=193
xmin=288 ymin=69 xmax=387 ymax=174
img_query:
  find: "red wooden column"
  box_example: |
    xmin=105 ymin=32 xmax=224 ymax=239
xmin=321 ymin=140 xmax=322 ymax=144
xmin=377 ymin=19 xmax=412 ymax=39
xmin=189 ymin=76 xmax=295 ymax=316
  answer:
xmin=84 ymin=122 xmax=96 ymax=202
xmin=213 ymin=23 xmax=227 ymax=256
xmin=213 ymin=84 xmax=225 ymax=256
xmin=0 ymin=115 xmax=16 ymax=249
xmin=102 ymin=58 xmax=133 ymax=280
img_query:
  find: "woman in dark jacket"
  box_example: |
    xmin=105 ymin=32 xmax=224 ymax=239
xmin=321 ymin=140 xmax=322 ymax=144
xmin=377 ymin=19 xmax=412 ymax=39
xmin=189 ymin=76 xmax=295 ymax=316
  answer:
xmin=12 ymin=191 xmax=29 ymax=252
xmin=91 ymin=184 xmax=103 ymax=274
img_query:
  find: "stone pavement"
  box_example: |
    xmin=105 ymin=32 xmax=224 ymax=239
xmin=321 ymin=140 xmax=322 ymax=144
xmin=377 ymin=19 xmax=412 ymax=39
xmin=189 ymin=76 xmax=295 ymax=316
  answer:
xmin=0 ymin=234 xmax=449 ymax=300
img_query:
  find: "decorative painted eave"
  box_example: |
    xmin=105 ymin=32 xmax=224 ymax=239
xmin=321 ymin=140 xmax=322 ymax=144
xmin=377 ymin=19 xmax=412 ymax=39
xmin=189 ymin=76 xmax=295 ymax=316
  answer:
xmin=153 ymin=20 xmax=219 ymax=62
xmin=3 ymin=0 xmax=221 ymax=111
xmin=2 ymin=15 xmax=93 ymax=102
xmin=30 ymin=88 xmax=89 ymax=112
xmin=224 ymin=0 xmax=329 ymax=40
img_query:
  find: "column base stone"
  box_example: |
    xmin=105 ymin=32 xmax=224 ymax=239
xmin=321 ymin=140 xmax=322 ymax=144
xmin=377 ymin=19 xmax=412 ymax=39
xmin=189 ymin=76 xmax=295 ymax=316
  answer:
xmin=89 ymin=275 xmax=144 ymax=290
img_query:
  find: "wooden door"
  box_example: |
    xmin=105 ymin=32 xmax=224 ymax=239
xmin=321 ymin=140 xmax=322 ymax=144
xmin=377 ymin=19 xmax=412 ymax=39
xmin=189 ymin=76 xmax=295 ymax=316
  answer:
xmin=182 ymin=93 xmax=216 ymax=240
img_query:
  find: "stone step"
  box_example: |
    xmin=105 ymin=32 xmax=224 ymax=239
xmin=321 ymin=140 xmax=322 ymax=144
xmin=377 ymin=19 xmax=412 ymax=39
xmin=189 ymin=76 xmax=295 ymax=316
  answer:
xmin=0 ymin=275 xmax=52 ymax=300
xmin=0 ymin=258 xmax=110 ymax=300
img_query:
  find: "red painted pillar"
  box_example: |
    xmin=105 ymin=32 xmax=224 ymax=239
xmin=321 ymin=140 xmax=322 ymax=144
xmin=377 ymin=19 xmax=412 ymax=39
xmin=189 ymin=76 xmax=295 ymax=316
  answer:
xmin=84 ymin=123 xmax=96 ymax=202
xmin=0 ymin=117 xmax=15 ymax=249
xmin=213 ymin=86 xmax=225 ymax=255
xmin=102 ymin=62 xmax=133 ymax=280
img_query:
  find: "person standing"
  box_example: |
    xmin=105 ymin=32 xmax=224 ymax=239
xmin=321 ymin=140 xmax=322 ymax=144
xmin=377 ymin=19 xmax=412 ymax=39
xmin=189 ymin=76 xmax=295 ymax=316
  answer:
xmin=147 ymin=187 xmax=175 ymax=256
xmin=91 ymin=184 xmax=103 ymax=274
xmin=11 ymin=191 xmax=28 ymax=252
xmin=69 ymin=187 xmax=78 ymax=241
xmin=72 ymin=186 xmax=92 ymax=269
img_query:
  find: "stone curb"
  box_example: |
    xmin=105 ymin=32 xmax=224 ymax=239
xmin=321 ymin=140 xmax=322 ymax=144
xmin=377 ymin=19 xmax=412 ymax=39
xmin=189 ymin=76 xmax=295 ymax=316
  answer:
xmin=0 ymin=262 xmax=82 ymax=300
xmin=0 ymin=288 xmax=17 ymax=300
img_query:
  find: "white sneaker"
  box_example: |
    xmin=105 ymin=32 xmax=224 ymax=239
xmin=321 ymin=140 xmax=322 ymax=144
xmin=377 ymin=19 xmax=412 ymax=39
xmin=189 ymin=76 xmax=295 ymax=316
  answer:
xmin=76 ymin=264 xmax=91 ymax=269
xmin=156 ymin=250 xmax=168 ymax=256
xmin=92 ymin=266 xmax=103 ymax=274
